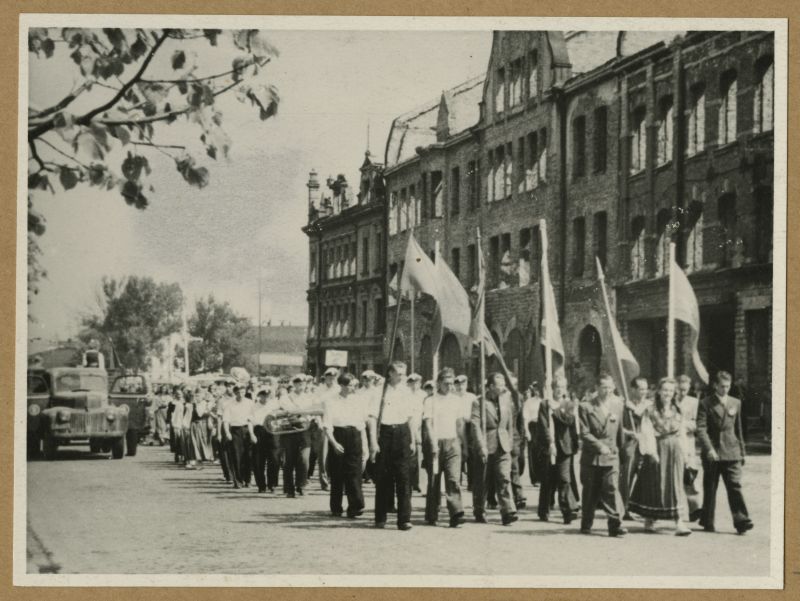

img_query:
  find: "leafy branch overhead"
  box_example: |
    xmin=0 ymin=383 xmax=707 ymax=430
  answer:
xmin=27 ymin=28 xmax=280 ymax=210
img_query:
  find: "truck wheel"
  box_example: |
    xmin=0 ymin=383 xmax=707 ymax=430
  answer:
xmin=111 ymin=437 xmax=124 ymax=459
xmin=125 ymin=430 xmax=138 ymax=457
xmin=27 ymin=433 xmax=41 ymax=459
xmin=43 ymin=436 xmax=57 ymax=461
xmin=89 ymin=439 xmax=102 ymax=454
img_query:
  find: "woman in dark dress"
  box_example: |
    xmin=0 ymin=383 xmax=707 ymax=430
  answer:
xmin=628 ymin=377 xmax=692 ymax=536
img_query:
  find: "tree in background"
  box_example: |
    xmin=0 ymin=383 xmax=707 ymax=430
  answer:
xmin=81 ymin=276 xmax=183 ymax=371
xmin=186 ymin=295 xmax=251 ymax=374
xmin=27 ymin=28 xmax=280 ymax=308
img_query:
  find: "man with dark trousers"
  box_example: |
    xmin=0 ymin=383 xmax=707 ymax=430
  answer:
xmin=696 ymin=370 xmax=753 ymax=534
xmin=368 ymin=361 xmax=416 ymax=531
xmin=578 ymin=373 xmax=627 ymax=537
xmin=222 ymin=384 xmax=254 ymax=489
xmin=536 ymin=374 xmax=580 ymax=524
xmin=470 ymin=372 xmax=518 ymax=526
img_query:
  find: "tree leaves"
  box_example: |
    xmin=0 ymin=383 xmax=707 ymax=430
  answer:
xmin=232 ymin=30 xmax=279 ymax=60
xmin=120 ymin=180 xmax=148 ymax=209
xmin=58 ymin=166 xmax=79 ymax=190
xmin=187 ymin=82 xmax=214 ymax=108
xmin=28 ymin=29 xmax=55 ymax=58
xmin=28 ymin=172 xmax=52 ymax=192
xmin=121 ymin=151 xmax=151 ymax=182
xmin=176 ymin=155 xmax=209 ymax=188
xmin=238 ymin=83 xmax=280 ymax=120
xmin=172 ymin=50 xmax=186 ymax=70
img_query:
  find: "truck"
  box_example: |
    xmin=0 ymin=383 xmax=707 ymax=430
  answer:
xmin=108 ymin=373 xmax=153 ymax=457
xmin=27 ymin=366 xmax=128 ymax=460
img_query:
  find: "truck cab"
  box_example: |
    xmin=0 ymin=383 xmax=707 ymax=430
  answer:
xmin=108 ymin=373 xmax=152 ymax=456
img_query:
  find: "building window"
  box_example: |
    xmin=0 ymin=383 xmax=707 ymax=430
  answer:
xmin=399 ymin=187 xmax=408 ymax=231
xmin=309 ymin=249 xmax=316 ymax=284
xmin=572 ymin=217 xmax=586 ymax=276
xmin=374 ymin=233 xmax=382 ymax=273
xmin=499 ymin=233 xmax=513 ymax=288
xmin=718 ymin=70 xmax=738 ymax=145
xmin=450 ymin=166 xmax=460 ymax=215
xmin=375 ymin=298 xmax=385 ymax=334
xmin=519 ymin=228 xmax=532 ymax=286
xmin=361 ymin=299 xmax=368 ymax=337
xmin=489 ymin=235 xmax=500 ymax=289
xmin=410 ymin=184 xmax=420 ymax=226
xmin=420 ymin=173 xmax=428 ymax=220
xmin=755 ymin=187 xmax=773 ymax=264
xmin=655 ymin=209 xmax=673 ymax=277
xmin=656 ymin=96 xmax=674 ymax=167
xmin=630 ymin=106 xmax=647 ymax=174
xmin=630 ymin=216 xmax=646 ymax=280
xmin=493 ymin=146 xmax=505 ymax=201
xmin=349 ymin=301 xmax=356 ymax=336
xmin=450 ymin=247 xmax=461 ymax=281
xmin=572 ymin=115 xmax=587 ymax=178
xmin=467 ymin=243 xmax=477 ymax=290
xmin=718 ymin=193 xmax=738 ymax=267
xmin=467 ymin=159 xmax=480 ymax=210
xmin=685 ymin=201 xmax=704 ymax=273
xmin=389 ymin=192 xmax=398 ymax=235
xmin=495 ymin=67 xmax=506 ymax=114
xmin=538 ymin=128 xmax=548 ymax=183
xmin=526 ymin=131 xmax=539 ymax=190
xmin=361 ymin=236 xmax=369 ymax=276
xmin=528 ymin=50 xmax=538 ymax=99
xmin=754 ymin=57 xmax=774 ymax=134
xmin=504 ymin=142 xmax=513 ymax=199
xmin=593 ymin=211 xmax=608 ymax=270
xmin=516 ymin=136 xmax=526 ymax=193
xmin=686 ymin=83 xmax=706 ymax=156
xmin=487 ymin=149 xmax=496 ymax=202
xmin=593 ymin=106 xmax=608 ymax=173
xmin=431 ymin=171 xmax=443 ymax=217
xmin=510 ymin=58 xmax=523 ymax=107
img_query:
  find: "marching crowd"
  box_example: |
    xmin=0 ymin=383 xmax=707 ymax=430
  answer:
xmin=146 ymin=363 xmax=753 ymax=537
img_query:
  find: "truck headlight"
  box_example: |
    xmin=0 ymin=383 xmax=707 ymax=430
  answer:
xmin=28 ymin=404 xmax=41 ymax=416
xmin=106 ymin=411 xmax=116 ymax=421
xmin=118 ymin=404 xmax=130 ymax=415
xmin=57 ymin=410 xmax=70 ymax=423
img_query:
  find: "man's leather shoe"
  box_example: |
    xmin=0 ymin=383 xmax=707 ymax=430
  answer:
xmin=609 ymin=526 xmax=628 ymax=537
xmin=474 ymin=514 xmax=487 ymax=523
xmin=374 ymin=521 xmax=386 ymax=529
xmin=449 ymin=513 xmax=466 ymax=528
xmin=398 ymin=522 xmax=413 ymax=531
xmin=580 ymin=527 xmax=592 ymax=535
xmin=502 ymin=513 xmax=519 ymax=526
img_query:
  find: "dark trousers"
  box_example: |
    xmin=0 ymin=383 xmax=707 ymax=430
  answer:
xmin=328 ymin=427 xmax=365 ymax=515
xmin=619 ymin=443 xmax=638 ymax=511
xmin=251 ymin=426 xmax=271 ymax=491
xmin=308 ymin=422 xmax=329 ymax=487
xmin=538 ymin=454 xmax=579 ymax=519
xmin=265 ymin=434 xmax=281 ymax=490
xmin=229 ymin=426 xmax=251 ymax=487
xmin=213 ymin=437 xmax=231 ymax=481
xmin=282 ymin=432 xmax=310 ymax=493
xmin=374 ymin=423 xmax=412 ymax=526
xmin=510 ymin=439 xmax=526 ymax=506
xmin=472 ymin=450 xmax=515 ymax=518
xmin=701 ymin=459 xmax=751 ymax=529
xmin=425 ymin=438 xmax=463 ymax=523
xmin=580 ymin=464 xmax=621 ymax=532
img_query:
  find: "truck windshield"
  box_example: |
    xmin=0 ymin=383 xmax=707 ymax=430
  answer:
xmin=111 ymin=376 xmax=146 ymax=394
xmin=55 ymin=373 xmax=107 ymax=393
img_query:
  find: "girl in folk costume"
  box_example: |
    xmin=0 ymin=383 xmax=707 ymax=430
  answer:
xmin=181 ymin=389 xmax=198 ymax=469
xmin=167 ymin=386 xmax=185 ymax=464
xmin=628 ymin=377 xmax=692 ymax=536
xmin=190 ymin=387 xmax=214 ymax=463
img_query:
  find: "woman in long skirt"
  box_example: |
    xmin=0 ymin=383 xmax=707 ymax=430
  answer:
xmin=628 ymin=377 xmax=692 ymax=536
xmin=168 ymin=386 xmax=185 ymax=464
xmin=190 ymin=387 xmax=214 ymax=463
xmin=154 ymin=386 xmax=170 ymax=445
xmin=181 ymin=389 xmax=197 ymax=469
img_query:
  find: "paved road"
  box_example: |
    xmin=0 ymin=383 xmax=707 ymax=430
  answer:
xmin=26 ymin=444 xmax=772 ymax=577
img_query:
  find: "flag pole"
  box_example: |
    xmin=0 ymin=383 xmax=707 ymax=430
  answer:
xmin=477 ymin=227 xmax=486 ymax=437
xmin=410 ymin=289 xmax=415 ymax=374
xmin=596 ymin=256 xmax=631 ymax=404
xmin=377 ymin=241 xmax=407 ymax=431
xmin=667 ymin=241 xmax=676 ymax=378
xmin=432 ymin=239 xmax=440 ymax=379
xmin=540 ymin=219 xmax=553 ymax=402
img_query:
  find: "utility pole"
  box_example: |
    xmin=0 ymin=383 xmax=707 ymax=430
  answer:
xmin=258 ymin=277 xmax=263 ymax=377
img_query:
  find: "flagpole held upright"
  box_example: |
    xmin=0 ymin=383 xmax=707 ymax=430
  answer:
xmin=476 ymin=227 xmax=487 ymax=437
xmin=596 ymin=257 xmax=631 ymax=404
xmin=540 ymin=219 xmax=553 ymax=401
xmin=667 ymin=242 xmax=676 ymax=378
xmin=378 ymin=253 xmax=406 ymax=431
xmin=432 ymin=239 xmax=440 ymax=378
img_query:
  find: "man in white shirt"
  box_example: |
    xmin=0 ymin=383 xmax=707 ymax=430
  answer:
xmin=309 ymin=368 xmax=339 ymax=491
xmin=423 ymin=368 xmax=468 ymax=527
xmin=407 ymin=373 xmax=426 ymax=493
xmin=677 ymin=374 xmax=702 ymax=522
xmin=367 ymin=361 xmax=416 ymax=531
xmin=454 ymin=374 xmax=477 ymax=490
xmin=223 ymin=385 xmax=255 ymax=489
xmin=249 ymin=388 xmax=274 ymax=493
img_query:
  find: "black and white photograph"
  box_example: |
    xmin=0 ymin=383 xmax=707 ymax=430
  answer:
xmin=15 ymin=14 xmax=786 ymax=588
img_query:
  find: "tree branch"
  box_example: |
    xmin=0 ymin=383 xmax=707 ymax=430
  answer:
xmin=37 ymin=137 xmax=90 ymax=170
xmin=31 ymin=81 xmax=91 ymax=119
xmin=131 ymin=141 xmax=186 ymax=150
xmin=28 ymin=30 xmax=170 ymax=141
xmin=29 ymin=140 xmax=46 ymax=171
xmin=140 ymin=56 xmax=269 ymax=85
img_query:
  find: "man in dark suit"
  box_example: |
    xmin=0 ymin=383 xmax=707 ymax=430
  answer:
xmin=536 ymin=375 xmax=580 ymax=524
xmin=696 ymin=370 xmax=753 ymax=534
xmin=578 ymin=373 xmax=627 ymax=537
xmin=470 ymin=372 xmax=518 ymax=526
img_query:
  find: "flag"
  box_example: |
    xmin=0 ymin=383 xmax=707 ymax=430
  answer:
xmin=399 ymin=232 xmax=471 ymax=353
xmin=596 ymin=257 xmax=640 ymax=396
xmin=469 ymin=237 xmax=487 ymax=341
xmin=539 ymin=221 xmax=565 ymax=377
xmin=670 ymin=255 xmax=710 ymax=384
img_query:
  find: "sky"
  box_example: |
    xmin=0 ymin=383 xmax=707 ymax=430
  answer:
xmin=27 ymin=29 xmax=492 ymax=341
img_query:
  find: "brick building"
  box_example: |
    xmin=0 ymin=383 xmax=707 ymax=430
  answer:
xmin=302 ymin=152 xmax=388 ymax=377
xmin=383 ymin=30 xmax=774 ymax=422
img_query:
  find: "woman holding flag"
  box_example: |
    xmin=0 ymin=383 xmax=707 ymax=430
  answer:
xmin=627 ymin=377 xmax=693 ymax=536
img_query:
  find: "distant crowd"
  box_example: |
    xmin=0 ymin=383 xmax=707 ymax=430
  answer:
xmin=146 ymin=364 xmax=754 ymax=537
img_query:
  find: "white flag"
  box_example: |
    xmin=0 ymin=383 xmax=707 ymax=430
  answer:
xmin=670 ymin=256 xmax=710 ymax=384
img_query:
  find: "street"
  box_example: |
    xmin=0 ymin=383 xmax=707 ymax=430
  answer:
xmin=26 ymin=444 xmax=772 ymax=577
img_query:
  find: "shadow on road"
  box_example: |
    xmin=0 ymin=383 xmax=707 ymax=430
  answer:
xmin=235 ymin=509 xmax=375 ymax=530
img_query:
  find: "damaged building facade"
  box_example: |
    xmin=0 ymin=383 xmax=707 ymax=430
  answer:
xmin=382 ymin=30 xmax=774 ymax=426
xmin=302 ymin=153 xmax=388 ymax=377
